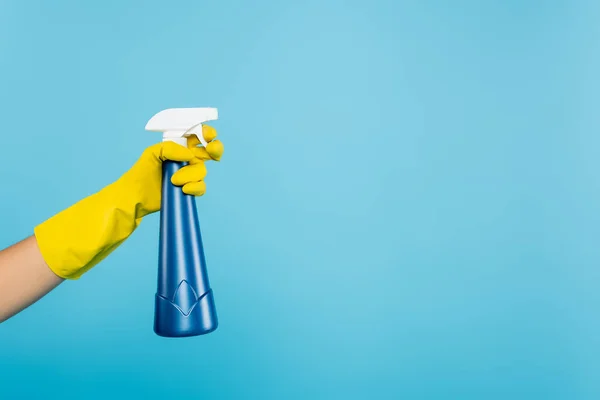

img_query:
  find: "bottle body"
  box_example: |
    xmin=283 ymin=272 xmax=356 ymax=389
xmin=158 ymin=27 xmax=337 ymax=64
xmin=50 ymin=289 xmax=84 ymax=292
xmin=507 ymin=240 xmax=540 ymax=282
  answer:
xmin=154 ymin=161 xmax=218 ymax=337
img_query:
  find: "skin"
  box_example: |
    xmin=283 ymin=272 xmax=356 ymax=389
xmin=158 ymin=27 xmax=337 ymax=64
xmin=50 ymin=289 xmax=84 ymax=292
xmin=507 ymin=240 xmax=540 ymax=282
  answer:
xmin=0 ymin=236 xmax=63 ymax=323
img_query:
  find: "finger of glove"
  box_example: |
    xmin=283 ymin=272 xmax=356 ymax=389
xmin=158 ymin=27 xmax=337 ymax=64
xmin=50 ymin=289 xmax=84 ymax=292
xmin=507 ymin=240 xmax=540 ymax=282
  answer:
xmin=182 ymin=181 xmax=206 ymax=196
xmin=192 ymin=147 xmax=213 ymax=161
xmin=156 ymin=141 xmax=194 ymax=162
xmin=187 ymin=125 xmax=218 ymax=148
xmin=206 ymin=140 xmax=224 ymax=161
xmin=171 ymin=162 xmax=207 ymax=186
xmin=202 ymin=125 xmax=218 ymax=142
xmin=191 ymin=143 xmax=224 ymax=161
xmin=189 ymin=156 xmax=212 ymax=165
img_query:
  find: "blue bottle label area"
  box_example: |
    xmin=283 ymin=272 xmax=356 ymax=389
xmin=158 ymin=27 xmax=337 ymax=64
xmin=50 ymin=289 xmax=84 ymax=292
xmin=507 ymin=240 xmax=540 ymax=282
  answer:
xmin=154 ymin=161 xmax=218 ymax=338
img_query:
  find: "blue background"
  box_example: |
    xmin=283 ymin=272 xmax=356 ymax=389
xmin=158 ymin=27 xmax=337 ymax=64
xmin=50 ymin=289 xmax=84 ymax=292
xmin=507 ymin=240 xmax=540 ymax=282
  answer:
xmin=0 ymin=0 xmax=599 ymax=398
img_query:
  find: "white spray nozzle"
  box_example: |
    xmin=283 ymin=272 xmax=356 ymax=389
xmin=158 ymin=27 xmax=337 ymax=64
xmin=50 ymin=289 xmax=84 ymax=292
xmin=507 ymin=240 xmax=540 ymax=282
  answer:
xmin=145 ymin=107 xmax=219 ymax=147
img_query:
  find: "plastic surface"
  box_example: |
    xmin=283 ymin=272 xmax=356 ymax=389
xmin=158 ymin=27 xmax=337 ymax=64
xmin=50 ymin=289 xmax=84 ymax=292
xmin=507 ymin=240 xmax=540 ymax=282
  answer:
xmin=154 ymin=161 xmax=218 ymax=337
xmin=145 ymin=107 xmax=219 ymax=146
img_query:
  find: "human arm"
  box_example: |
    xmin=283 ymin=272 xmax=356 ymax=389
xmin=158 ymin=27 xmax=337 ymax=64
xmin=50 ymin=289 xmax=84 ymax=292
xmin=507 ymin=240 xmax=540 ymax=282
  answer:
xmin=0 ymin=126 xmax=223 ymax=322
xmin=0 ymin=236 xmax=63 ymax=323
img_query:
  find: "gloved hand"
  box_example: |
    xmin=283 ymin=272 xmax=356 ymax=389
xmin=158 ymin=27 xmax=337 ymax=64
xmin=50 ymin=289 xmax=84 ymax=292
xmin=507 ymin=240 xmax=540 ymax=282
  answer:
xmin=34 ymin=125 xmax=224 ymax=280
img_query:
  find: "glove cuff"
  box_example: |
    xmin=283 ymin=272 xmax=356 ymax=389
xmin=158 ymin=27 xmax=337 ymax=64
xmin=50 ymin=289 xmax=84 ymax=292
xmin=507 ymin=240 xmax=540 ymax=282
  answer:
xmin=34 ymin=182 xmax=143 ymax=279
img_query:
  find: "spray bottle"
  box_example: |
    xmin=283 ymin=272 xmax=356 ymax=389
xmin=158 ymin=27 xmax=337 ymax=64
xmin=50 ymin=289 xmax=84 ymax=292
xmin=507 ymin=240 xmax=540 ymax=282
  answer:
xmin=145 ymin=107 xmax=219 ymax=338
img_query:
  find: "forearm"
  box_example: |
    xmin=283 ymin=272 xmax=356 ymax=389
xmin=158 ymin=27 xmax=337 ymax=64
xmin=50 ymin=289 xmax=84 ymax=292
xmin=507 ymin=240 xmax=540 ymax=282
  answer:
xmin=0 ymin=236 xmax=63 ymax=323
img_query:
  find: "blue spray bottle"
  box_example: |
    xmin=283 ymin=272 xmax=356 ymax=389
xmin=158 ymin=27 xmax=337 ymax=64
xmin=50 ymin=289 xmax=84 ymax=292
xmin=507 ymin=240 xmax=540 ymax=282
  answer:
xmin=145 ymin=108 xmax=219 ymax=338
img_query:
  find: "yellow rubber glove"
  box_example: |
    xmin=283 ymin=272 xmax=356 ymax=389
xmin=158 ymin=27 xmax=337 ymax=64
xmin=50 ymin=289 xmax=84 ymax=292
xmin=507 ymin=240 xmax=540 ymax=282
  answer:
xmin=34 ymin=125 xmax=224 ymax=280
